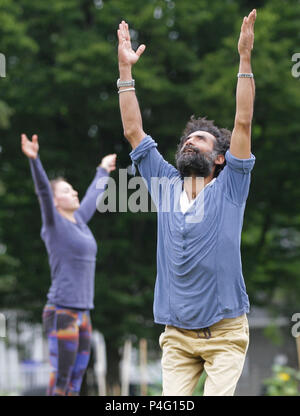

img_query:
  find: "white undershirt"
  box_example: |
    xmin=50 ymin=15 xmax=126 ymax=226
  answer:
xmin=180 ymin=178 xmax=216 ymax=214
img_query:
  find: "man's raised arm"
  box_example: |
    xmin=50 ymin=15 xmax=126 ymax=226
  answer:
xmin=117 ymin=21 xmax=146 ymax=149
xmin=230 ymin=9 xmax=256 ymax=159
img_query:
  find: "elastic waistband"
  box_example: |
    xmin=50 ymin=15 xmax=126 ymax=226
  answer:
xmin=166 ymin=314 xmax=247 ymax=339
xmin=45 ymin=303 xmax=88 ymax=313
xmin=166 ymin=325 xmax=212 ymax=339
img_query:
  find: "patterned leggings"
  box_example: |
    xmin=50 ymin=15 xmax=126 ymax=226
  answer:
xmin=42 ymin=304 xmax=92 ymax=396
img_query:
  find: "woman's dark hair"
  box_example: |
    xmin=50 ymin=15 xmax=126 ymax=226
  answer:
xmin=49 ymin=177 xmax=67 ymax=195
xmin=176 ymin=115 xmax=232 ymax=177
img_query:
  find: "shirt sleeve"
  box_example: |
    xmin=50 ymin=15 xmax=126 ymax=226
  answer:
xmin=219 ymin=150 xmax=256 ymax=206
xmin=29 ymin=156 xmax=57 ymax=226
xmin=75 ymin=167 xmax=109 ymax=224
xmin=130 ymin=135 xmax=179 ymax=205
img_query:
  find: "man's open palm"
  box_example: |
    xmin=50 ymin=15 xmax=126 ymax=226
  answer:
xmin=118 ymin=20 xmax=146 ymax=66
xmin=238 ymin=9 xmax=256 ymax=56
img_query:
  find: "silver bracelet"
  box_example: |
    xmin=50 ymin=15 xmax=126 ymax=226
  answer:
xmin=117 ymin=78 xmax=135 ymax=88
xmin=118 ymin=87 xmax=136 ymax=94
xmin=237 ymin=73 xmax=254 ymax=78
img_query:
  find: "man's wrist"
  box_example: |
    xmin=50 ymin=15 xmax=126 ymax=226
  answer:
xmin=119 ymin=64 xmax=133 ymax=78
xmin=239 ymin=52 xmax=252 ymax=62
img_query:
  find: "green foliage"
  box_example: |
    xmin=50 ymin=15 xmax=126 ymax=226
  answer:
xmin=264 ymin=365 xmax=300 ymax=396
xmin=0 ymin=0 xmax=300 ymax=387
xmin=263 ymin=323 xmax=284 ymax=346
xmin=192 ymin=371 xmax=206 ymax=396
xmin=147 ymin=383 xmax=162 ymax=396
xmin=145 ymin=370 xmax=206 ymax=396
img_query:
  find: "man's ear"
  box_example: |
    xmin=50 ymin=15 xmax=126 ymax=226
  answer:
xmin=215 ymin=154 xmax=225 ymax=165
xmin=53 ymin=197 xmax=58 ymax=208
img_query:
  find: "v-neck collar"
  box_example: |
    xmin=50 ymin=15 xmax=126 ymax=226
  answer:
xmin=180 ymin=178 xmax=216 ymax=214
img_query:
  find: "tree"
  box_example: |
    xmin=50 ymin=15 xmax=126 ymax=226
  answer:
xmin=1 ymin=0 xmax=300 ymax=391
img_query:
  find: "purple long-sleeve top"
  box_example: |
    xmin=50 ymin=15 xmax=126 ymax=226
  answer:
xmin=29 ymin=156 xmax=109 ymax=310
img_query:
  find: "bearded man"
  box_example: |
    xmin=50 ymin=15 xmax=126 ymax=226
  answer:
xmin=117 ymin=9 xmax=257 ymax=396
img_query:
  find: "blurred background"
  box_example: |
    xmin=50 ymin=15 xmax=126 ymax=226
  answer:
xmin=0 ymin=0 xmax=300 ymax=396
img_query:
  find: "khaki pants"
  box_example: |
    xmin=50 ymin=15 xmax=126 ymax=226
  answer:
xmin=159 ymin=314 xmax=249 ymax=396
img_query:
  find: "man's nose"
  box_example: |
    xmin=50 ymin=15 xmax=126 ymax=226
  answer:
xmin=186 ymin=137 xmax=196 ymax=146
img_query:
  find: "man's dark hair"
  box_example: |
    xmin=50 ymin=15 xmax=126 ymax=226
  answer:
xmin=176 ymin=116 xmax=232 ymax=177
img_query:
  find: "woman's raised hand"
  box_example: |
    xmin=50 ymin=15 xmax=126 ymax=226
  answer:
xmin=21 ymin=133 xmax=39 ymax=159
xmin=100 ymin=153 xmax=117 ymax=173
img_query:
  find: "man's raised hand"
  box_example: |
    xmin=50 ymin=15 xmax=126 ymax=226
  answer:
xmin=21 ymin=133 xmax=39 ymax=159
xmin=118 ymin=21 xmax=146 ymax=67
xmin=238 ymin=9 xmax=256 ymax=58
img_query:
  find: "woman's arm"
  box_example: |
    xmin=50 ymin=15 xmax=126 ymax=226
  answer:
xmin=21 ymin=133 xmax=56 ymax=225
xmin=75 ymin=153 xmax=116 ymax=223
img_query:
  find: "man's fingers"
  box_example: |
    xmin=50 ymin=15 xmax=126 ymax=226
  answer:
xmin=122 ymin=21 xmax=127 ymax=40
xmin=121 ymin=20 xmax=129 ymax=41
xmin=117 ymin=29 xmax=126 ymax=46
xmin=119 ymin=23 xmax=126 ymax=40
xmin=120 ymin=20 xmax=130 ymax=42
xmin=118 ymin=21 xmax=131 ymax=47
xmin=124 ymin=22 xmax=130 ymax=41
xmin=241 ymin=16 xmax=247 ymax=32
xmin=240 ymin=9 xmax=256 ymax=34
xmin=250 ymin=9 xmax=256 ymax=27
xmin=118 ymin=20 xmax=145 ymax=59
xmin=242 ymin=11 xmax=255 ymax=33
xmin=247 ymin=9 xmax=256 ymax=28
xmin=136 ymin=44 xmax=146 ymax=57
xmin=118 ymin=21 xmax=126 ymax=41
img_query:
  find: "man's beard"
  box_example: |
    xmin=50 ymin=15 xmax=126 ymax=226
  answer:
xmin=175 ymin=144 xmax=217 ymax=178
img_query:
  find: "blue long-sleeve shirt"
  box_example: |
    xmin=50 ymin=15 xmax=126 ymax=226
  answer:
xmin=29 ymin=156 xmax=109 ymax=309
xmin=130 ymin=135 xmax=255 ymax=329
